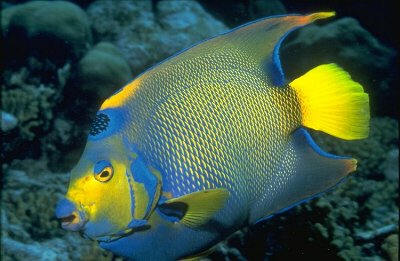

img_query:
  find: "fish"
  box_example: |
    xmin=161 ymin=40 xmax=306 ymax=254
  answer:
xmin=55 ymin=12 xmax=369 ymax=260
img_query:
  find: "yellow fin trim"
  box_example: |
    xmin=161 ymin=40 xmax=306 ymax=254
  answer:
xmin=306 ymin=11 xmax=336 ymax=21
xmin=163 ymin=188 xmax=229 ymax=228
xmin=100 ymin=77 xmax=142 ymax=110
xmin=290 ymin=63 xmax=370 ymax=140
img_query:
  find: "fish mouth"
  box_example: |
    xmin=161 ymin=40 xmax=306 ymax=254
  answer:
xmin=60 ymin=214 xmax=76 ymax=224
xmin=56 ymin=198 xmax=87 ymax=231
xmin=58 ymin=210 xmax=87 ymax=231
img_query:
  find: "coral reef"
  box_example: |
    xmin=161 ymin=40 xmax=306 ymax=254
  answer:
xmin=381 ymin=149 xmax=399 ymax=181
xmin=1 ymin=160 xmax=116 ymax=261
xmin=1 ymin=61 xmax=70 ymax=140
xmin=2 ymin=0 xmax=92 ymax=63
xmin=76 ymin=42 xmax=132 ymax=106
xmin=1 ymin=60 xmax=71 ymax=165
xmin=1 ymin=0 xmax=398 ymax=260
xmin=198 ymin=0 xmax=287 ymax=27
xmin=381 ymin=234 xmax=398 ymax=261
xmin=2 ymin=68 xmax=57 ymax=140
xmin=86 ymin=0 xmax=228 ymax=75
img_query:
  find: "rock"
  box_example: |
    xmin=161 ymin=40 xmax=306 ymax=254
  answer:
xmin=2 ymin=1 xmax=92 ymax=63
xmin=76 ymin=42 xmax=132 ymax=106
xmin=280 ymin=17 xmax=397 ymax=117
xmin=198 ymin=0 xmax=287 ymax=27
xmin=86 ymin=0 xmax=228 ymax=75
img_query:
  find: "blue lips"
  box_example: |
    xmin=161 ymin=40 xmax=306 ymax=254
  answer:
xmin=55 ymin=198 xmax=76 ymax=218
xmin=55 ymin=198 xmax=86 ymax=231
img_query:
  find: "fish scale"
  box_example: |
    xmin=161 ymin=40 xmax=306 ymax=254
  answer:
xmin=135 ymin=57 xmax=301 ymax=223
xmin=56 ymin=12 xmax=369 ymax=260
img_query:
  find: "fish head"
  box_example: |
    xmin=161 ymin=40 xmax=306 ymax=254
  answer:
xmin=55 ymin=136 xmax=136 ymax=241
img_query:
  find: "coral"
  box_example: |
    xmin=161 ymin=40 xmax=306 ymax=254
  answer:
xmin=2 ymin=165 xmax=64 ymax=240
xmin=86 ymin=0 xmax=228 ymax=75
xmin=76 ymin=42 xmax=132 ymax=106
xmin=382 ymin=234 xmax=399 ymax=261
xmin=381 ymin=149 xmax=399 ymax=181
xmin=1 ymin=64 xmax=70 ymax=140
xmin=1 ymin=160 xmax=117 ymax=261
xmin=43 ymin=117 xmax=88 ymax=172
xmin=2 ymin=1 xmax=92 ymax=62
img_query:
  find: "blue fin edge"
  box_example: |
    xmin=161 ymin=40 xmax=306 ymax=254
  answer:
xmin=299 ymin=128 xmax=350 ymax=160
xmin=270 ymin=27 xmax=301 ymax=86
xmin=111 ymin=13 xmax=307 ymax=95
xmin=255 ymin=128 xmax=351 ymax=224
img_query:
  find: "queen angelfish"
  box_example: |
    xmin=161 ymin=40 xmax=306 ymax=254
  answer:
xmin=55 ymin=12 xmax=369 ymax=260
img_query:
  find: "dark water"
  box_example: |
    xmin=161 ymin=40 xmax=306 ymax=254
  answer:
xmin=1 ymin=1 xmax=398 ymax=260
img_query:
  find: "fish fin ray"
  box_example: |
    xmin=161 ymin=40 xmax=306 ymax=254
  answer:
xmin=252 ymin=128 xmax=356 ymax=223
xmin=290 ymin=63 xmax=370 ymax=140
xmin=158 ymin=12 xmax=335 ymax=88
xmin=214 ymin=12 xmax=335 ymax=86
xmin=158 ymin=188 xmax=229 ymax=228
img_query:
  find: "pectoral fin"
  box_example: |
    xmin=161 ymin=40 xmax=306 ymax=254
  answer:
xmin=159 ymin=188 xmax=229 ymax=228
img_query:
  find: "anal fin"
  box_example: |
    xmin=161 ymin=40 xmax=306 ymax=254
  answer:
xmin=253 ymin=128 xmax=356 ymax=223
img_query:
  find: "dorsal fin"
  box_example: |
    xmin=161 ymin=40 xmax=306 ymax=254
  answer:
xmin=220 ymin=12 xmax=336 ymax=86
xmin=171 ymin=12 xmax=335 ymax=87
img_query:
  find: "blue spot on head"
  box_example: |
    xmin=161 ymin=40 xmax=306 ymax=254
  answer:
xmin=89 ymin=108 xmax=125 ymax=141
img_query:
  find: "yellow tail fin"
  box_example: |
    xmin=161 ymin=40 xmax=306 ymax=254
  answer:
xmin=290 ymin=63 xmax=370 ymax=140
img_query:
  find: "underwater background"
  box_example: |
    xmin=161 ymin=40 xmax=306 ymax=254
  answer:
xmin=1 ymin=0 xmax=398 ymax=260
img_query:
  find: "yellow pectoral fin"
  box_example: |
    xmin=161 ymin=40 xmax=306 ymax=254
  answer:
xmin=290 ymin=63 xmax=370 ymax=140
xmin=159 ymin=188 xmax=230 ymax=228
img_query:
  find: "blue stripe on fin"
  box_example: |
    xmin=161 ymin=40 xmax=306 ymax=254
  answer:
xmin=268 ymin=27 xmax=302 ymax=86
xmin=299 ymin=128 xmax=350 ymax=159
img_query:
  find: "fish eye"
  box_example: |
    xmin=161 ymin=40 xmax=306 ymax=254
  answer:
xmin=94 ymin=160 xmax=114 ymax=183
